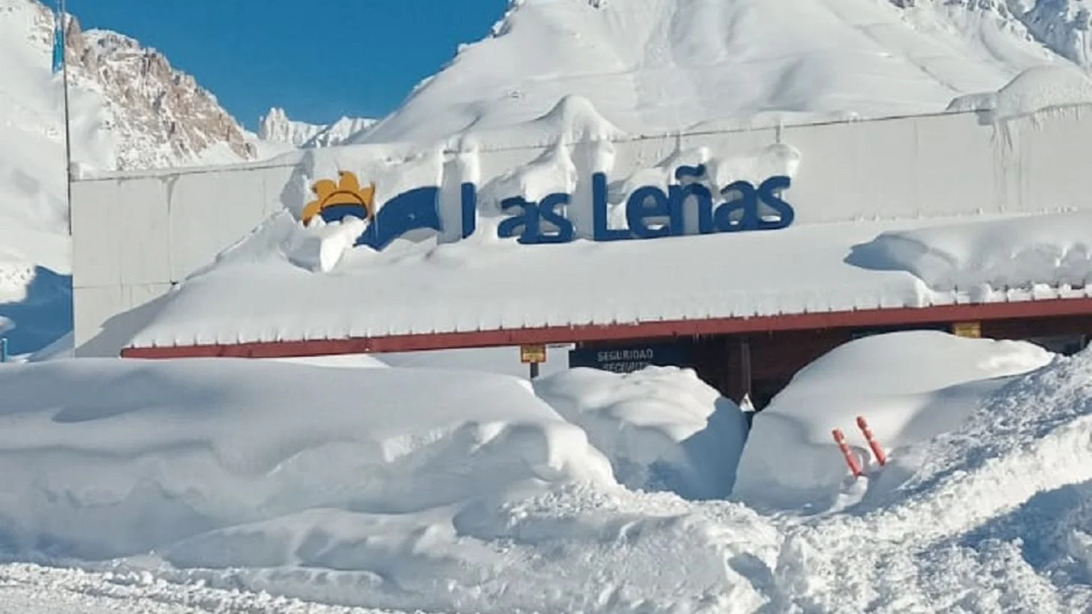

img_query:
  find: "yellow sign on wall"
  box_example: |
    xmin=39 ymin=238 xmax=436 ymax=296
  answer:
xmin=952 ymin=321 xmax=982 ymax=338
xmin=520 ymin=344 xmax=547 ymax=364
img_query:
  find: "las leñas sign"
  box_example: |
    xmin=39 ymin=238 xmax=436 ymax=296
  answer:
xmin=302 ymin=164 xmax=795 ymax=251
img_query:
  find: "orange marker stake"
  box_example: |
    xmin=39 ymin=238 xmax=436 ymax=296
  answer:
xmin=832 ymin=428 xmax=863 ymax=478
xmin=855 ymin=416 xmax=887 ymax=466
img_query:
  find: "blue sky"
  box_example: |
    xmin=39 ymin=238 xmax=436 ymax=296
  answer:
xmin=66 ymin=0 xmax=509 ymax=130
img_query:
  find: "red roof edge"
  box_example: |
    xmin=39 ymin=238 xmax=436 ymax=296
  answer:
xmin=120 ymin=296 xmax=1092 ymax=360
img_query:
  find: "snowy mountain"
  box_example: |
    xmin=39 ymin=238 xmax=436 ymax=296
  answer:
xmin=72 ymin=27 xmax=260 ymax=171
xmin=258 ymin=107 xmax=377 ymax=148
xmin=357 ymin=0 xmax=1089 ymax=145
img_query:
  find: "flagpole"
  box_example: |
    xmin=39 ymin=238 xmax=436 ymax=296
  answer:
xmin=59 ymin=0 xmax=73 ymax=236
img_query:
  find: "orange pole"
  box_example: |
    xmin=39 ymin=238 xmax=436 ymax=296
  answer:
xmin=855 ymin=416 xmax=887 ymax=466
xmin=832 ymin=428 xmax=863 ymax=478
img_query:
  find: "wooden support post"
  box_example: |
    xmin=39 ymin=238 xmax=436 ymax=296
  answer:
xmin=739 ymin=338 xmax=752 ymax=402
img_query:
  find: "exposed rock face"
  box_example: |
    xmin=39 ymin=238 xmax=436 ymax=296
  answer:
xmin=65 ymin=22 xmax=257 ymax=170
xmin=8 ymin=0 xmax=257 ymax=171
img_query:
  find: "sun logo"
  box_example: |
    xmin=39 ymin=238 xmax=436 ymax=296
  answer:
xmin=302 ymin=171 xmax=377 ymax=225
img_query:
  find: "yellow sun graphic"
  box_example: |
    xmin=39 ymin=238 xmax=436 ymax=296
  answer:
xmin=302 ymin=171 xmax=377 ymax=225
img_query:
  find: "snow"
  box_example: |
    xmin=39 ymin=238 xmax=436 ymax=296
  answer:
xmin=269 ymin=352 xmax=388 ymax=369
xmin=357 ymin=0 xmax=1061 ymax=146
xmin=0 ymin=359 xmax=614 ymax=564
xmin=0 ymin=562 xmax=404 ymax=613
xmin=2 ymin=335 xmax=1092 ymax=611
xmin=10 ymin=0 xmax=1092 ymax=607
xmin=126 ymin=211 xmax=1092 ymax=350
xmin=733 ymin=331 xmax=1055 ymax=511
xmin=848 ymin=211 xmax=1092 ymax=295
xmin=948 ymin=64 xmax=1092 ymax=121
xmin=760 ymin=344 xmax=1092 ymax=612
xmin=0 ymin=356 xmax=773 ymax=613
xmin=0 ymin=0 xmax=106 ymax=273
xmin=259 ymin=107 xmax=378 ymax=149
xmin=378 ymin=345 xmax=572 ymax=379
xmin=287 ymin=216 xmax=369 ymax=273
xmin=534 ymin=366 xmax=749 ymax=500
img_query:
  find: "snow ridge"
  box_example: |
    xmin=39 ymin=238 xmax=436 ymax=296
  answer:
xmin=259 ymin=107 xmax=377 ymax=149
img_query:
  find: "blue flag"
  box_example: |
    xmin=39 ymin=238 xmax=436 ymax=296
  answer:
xmin=51 ymin=4 xmax=64 ymax=74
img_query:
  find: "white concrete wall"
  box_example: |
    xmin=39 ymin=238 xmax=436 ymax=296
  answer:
xmin=72 ymin=105 xmax=1092 ymax=355
xmin=72 ymin=159 xmax=301 ymax=354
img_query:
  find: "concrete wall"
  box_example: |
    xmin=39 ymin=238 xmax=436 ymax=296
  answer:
xmin=72 ymin=104 xmax=1092 ymax=355
xmin=72 ymin=159 xmax=301 ymax=354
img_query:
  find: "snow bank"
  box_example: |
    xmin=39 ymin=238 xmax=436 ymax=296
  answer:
xmin=767 ymin=346 xmax=1092 ymax=612
xmin=848 ymin=212 xmax=1092 ymax=295
xmin=733 ymin=331 xmax=1054 ymax=511
xmin=948 ymin=65 xmax=1092 ymax=121
xmin=128 ymin=216 xmax=950 ymax=350
xmin=0 ymin=358 xmax=614 ymax=565
xmin=268 ymin=352 xmax=388 ymax=369
xmin=0 ymin=357 xmax=786 ymax=613
xmin=6 ymin=335 xmax=1092 ymax=611
xmin=380 ymin=345 xmax=572 ymax=379
xmin=534 ymin=366 xmax=749 ymax=500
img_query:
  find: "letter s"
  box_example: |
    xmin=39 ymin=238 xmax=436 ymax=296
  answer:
xmin=756 ymin=176 xmax=795 ymax=230
xmin=536 ymin=193 xmax=575 ymax=243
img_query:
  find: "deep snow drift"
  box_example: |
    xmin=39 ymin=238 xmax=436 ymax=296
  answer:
xmin=358 ymin=0 xmax=1063 ymax=145
xmin=0 ymin=358 xmax=755 ymax=613
xmin=848 ymin=211 xmax=1092 ymax=295
xmin=734 ymin=331 xmax=1055 ymax=511
xmin=3 ymin=332 xmax=1092 ymax=612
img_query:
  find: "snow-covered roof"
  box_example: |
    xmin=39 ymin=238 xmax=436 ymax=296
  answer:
xmin=123 ymin=210 xmax=1092 ymax=356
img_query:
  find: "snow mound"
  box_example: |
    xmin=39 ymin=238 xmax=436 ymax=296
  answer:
xmin=286 ymin=216 xmax=368 ymax=273
xmin=6 ymin=338 xmax=1092 ymax=611
xmin=0 ymin=358 xmax=786 ymax=613
xmin=733 ymin=331 xmax=1054 ymax=511
xmin=848 ymin=212 xmax=1092 ymax=295
xmin=534 ymin=366 xmax=749 ymax=500
xmin=948 ymin=65 xmax=1092 ymax=121
xmin=268 ymin=352 xmax=388 ymax=369
xmin=767 ymin=346 xmax=1092 ymax=612
xmin=0 ymin=358 xmax=614 ymax=565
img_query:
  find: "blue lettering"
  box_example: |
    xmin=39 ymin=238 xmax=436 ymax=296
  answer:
xmin=331 ymin=166 xmax=794 ymax=252
xmin=669 ymin=166 xmax=715 ymax=235
xmin=669 ymin=183 xmax=715 ymax=235
xmin=357 ymin=186 xmax=442 ymax=251
xmin=497 ymin=196 xmax=539 ymax=244
xmin=592 ymin=172 xmax=629 ymax=242
xmin=461 ymin=182 xmax=477 ymax=239
xmin=626 ymin=186 xmax=672 ymax=239
xmin=756 ymin=176 xmax=795 ymax=230
xmin=714 ymin=181 xmax=759 ymax=233
xmin=535 ymin=193 xmax=575 ymax=244
xmin=674 ymin=164 xmax=706 ymax=181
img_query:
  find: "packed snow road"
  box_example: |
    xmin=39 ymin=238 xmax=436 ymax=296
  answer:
xmin=0 ymin=562 xmax=411 ymax=614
